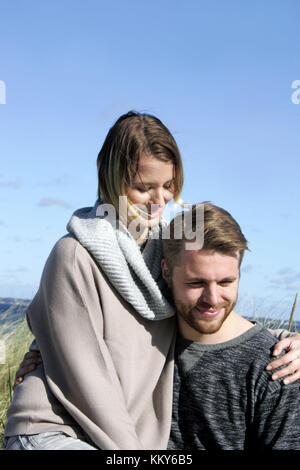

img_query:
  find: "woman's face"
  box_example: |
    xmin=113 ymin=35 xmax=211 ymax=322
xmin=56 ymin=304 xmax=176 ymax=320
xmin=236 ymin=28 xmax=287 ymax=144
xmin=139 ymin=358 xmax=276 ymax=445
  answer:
xmin=126 ymin=153 xmax=175 ymax=228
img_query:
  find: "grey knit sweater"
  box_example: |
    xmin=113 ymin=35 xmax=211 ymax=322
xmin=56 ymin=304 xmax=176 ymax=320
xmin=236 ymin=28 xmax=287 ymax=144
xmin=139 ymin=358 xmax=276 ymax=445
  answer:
xmin=168 ymin=323 xmax=300 ymax=450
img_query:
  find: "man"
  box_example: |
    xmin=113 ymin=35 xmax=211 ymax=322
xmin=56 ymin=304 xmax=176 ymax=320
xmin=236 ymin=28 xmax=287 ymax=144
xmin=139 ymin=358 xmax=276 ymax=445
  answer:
xmin=161 ymin=202 xmax=300 ymax=450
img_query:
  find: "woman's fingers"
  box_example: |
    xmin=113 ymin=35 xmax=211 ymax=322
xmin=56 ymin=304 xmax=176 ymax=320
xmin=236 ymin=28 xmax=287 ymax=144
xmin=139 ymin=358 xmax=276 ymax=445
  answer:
xmin=268 ymin=358 xmax=300 ymax=384
xmin=282 ymin=369 xmax=300 ymax=385
xmin=272 ymin=334 xmax=300 ymax=357
xmin=266 ymin=334 xmax=300 ymax=384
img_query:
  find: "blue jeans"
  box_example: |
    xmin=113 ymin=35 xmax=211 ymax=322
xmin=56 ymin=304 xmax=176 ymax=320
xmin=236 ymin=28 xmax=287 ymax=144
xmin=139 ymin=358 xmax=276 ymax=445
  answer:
xmin=4 ymin=432 xmax=98 ymax=450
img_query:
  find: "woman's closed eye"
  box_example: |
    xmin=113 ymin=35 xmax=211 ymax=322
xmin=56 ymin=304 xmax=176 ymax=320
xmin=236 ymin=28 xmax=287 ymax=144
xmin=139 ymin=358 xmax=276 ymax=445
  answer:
xmin=136 ymin=187 xmax=149 ymax=193
xmin=133 ymin=183 xmax=174 ymax=193
xmin=163 ymin=182 xmax=175 ymax=191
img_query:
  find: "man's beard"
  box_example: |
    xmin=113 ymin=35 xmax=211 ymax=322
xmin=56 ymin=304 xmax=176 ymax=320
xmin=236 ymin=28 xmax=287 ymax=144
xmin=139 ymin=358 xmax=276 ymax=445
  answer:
xmin=176 ymin=296 xmax=238 ymax=336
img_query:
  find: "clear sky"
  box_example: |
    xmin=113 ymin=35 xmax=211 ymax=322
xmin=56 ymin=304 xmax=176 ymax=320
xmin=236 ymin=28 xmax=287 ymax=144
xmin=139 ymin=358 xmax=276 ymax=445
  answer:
xmin=0 ymin=0 xmax=299 ymax=322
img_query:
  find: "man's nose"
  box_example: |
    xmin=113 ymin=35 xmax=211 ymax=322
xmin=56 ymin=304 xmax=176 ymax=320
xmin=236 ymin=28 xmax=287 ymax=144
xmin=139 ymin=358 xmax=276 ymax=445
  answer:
xmin=201 ymin=285 xmax=220 ymax=307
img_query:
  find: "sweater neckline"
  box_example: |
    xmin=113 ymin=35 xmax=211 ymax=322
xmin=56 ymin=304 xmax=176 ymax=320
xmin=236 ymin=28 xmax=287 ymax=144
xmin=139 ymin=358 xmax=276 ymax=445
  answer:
xmin=176 ymin=321 xmax=263 ymax=353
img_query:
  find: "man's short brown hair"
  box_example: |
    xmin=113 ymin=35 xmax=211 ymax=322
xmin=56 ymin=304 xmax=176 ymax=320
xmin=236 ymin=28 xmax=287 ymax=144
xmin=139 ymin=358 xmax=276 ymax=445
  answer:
xmin=162 ymin=202 xmax=249 ymax=272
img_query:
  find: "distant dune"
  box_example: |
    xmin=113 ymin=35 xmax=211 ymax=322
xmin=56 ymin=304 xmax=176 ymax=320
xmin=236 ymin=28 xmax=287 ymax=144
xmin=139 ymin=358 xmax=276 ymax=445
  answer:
xmin=0 ymin=298 xmax=31 ymax=324
xmin=0 ymin=297 xmax=299 ymax=332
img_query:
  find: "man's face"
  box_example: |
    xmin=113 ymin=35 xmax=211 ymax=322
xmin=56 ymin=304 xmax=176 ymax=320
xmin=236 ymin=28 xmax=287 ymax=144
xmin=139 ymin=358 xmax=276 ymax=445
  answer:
xmin=162 ymin=249 xmax=240 ymax=341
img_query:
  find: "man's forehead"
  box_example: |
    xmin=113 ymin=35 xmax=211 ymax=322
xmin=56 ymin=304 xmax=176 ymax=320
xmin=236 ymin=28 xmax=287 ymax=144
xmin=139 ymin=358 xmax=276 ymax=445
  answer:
xmin=176 ymin=248 xmax=240 ymax=272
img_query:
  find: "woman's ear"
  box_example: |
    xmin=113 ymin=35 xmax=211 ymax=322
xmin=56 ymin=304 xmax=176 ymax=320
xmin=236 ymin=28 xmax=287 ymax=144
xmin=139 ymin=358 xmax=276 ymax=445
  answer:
xmin=161 ymin=259 xmax=172 ymax=287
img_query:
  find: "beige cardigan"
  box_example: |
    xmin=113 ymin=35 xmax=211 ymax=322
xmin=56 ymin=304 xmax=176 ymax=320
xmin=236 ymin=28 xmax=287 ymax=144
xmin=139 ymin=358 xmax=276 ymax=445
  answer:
xmin=5 ymin=235 xmax=176 ymax=450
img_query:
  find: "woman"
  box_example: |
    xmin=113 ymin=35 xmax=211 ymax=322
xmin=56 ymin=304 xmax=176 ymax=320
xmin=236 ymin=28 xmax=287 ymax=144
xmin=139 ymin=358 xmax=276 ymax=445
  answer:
xmin=4 ymin=111 xmax=300 ymax=450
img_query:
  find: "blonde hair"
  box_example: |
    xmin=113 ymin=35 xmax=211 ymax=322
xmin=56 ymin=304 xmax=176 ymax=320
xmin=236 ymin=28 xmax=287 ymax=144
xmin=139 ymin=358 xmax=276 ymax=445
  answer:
xmin=162 ymin=202 xmax=249 ymax=272
xmin=97 ymin=111 xmax=184 ymax=217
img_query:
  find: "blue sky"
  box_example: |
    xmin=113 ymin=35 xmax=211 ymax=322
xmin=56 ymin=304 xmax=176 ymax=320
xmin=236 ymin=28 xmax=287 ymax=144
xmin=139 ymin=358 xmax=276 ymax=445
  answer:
xmin=0 ymin=0 xmax=300 ymax=322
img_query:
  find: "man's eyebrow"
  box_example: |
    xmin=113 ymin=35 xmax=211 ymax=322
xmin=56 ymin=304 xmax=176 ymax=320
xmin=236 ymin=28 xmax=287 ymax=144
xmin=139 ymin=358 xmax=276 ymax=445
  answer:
xmin=185 ymin=277 xmax=207 ymax=283
xmin=218 ymin=276 xmax=238 ymax=282
xmin=185 ymin=276 xmax=238 ymax=283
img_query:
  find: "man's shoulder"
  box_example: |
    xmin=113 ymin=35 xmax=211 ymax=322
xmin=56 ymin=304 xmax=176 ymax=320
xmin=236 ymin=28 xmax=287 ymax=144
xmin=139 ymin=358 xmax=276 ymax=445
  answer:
xmin=239 ymin=325 xmax=289 ymax=389
xmin=248 ymin=324 xmax=280 ymax=348
xmin=238 ymin=324 xmax=280 ymax=363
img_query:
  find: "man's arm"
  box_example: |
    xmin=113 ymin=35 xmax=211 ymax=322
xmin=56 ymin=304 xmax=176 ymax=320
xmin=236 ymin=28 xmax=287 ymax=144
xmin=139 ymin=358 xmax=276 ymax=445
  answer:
xmin=252 ymin=378 xmax=300 ymax=450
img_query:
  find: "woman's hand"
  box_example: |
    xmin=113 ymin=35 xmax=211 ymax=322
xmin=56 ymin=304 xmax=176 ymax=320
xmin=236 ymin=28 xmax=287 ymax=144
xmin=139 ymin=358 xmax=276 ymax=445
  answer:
xmin=266 ymin=333 xmax=300 ymax=384
xmin=13 ymin=351 xmax=43 ymax=390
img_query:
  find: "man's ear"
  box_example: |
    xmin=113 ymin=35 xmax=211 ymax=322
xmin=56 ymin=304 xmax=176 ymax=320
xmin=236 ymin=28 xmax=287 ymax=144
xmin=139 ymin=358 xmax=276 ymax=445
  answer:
xmin=161 ymin=259 xmax=172 ymax=287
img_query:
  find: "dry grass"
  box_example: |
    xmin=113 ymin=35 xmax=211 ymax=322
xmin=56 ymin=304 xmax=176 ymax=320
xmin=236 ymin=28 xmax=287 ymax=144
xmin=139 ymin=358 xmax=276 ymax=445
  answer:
xmin=0 ymin=308 xmax=33 ymax=449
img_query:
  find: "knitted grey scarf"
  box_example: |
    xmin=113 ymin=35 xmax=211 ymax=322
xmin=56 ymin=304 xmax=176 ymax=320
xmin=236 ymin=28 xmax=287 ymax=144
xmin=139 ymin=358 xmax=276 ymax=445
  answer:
xmin=66 ymin=201 xmax=175 ymax=321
